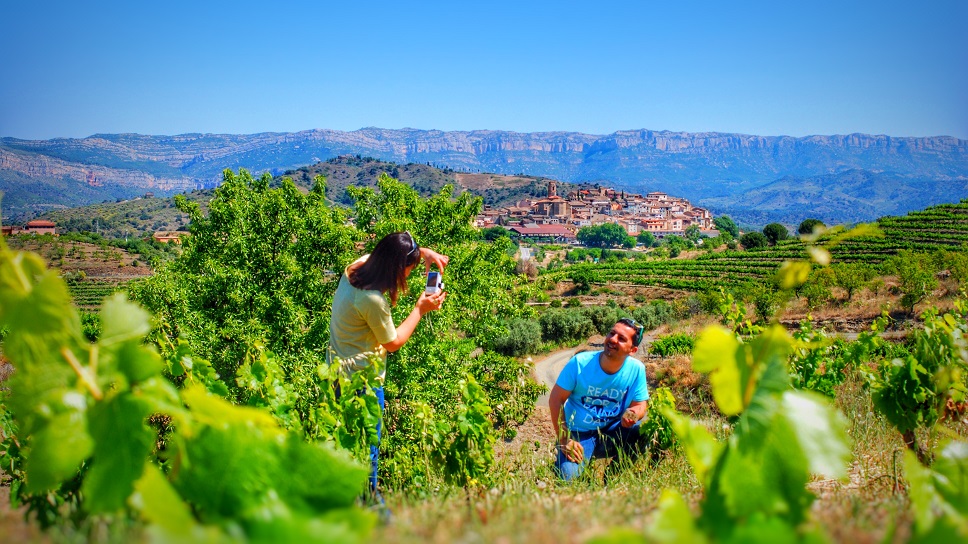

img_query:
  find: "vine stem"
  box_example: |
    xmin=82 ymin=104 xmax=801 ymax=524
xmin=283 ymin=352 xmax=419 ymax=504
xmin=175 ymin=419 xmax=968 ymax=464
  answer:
xmin=61 ymin=346 xmax=103 ymax=400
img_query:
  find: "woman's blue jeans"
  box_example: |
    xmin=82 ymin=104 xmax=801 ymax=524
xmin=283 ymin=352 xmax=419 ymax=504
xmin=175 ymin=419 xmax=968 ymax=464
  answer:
xmin=369 ymin=386 xmax=385 ymax=494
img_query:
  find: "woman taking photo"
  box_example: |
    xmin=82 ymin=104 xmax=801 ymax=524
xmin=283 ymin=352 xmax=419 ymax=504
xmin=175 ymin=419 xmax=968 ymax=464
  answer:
xmin=328 ymin=231 xmax=447 ymax=507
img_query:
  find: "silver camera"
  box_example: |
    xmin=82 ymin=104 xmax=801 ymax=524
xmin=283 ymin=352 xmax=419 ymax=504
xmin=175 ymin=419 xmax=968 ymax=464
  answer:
xmin=425 ymin=271 xmax=443 ymax=294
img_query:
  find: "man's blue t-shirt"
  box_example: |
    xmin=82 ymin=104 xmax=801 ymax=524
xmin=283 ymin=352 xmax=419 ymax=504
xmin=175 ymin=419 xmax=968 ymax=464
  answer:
xmin=555 ymin=350 xmax=649 ymax=433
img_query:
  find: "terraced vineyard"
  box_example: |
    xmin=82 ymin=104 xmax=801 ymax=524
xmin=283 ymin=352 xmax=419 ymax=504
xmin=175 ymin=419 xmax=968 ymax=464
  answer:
xmin=67 ymin=278 xmax=134 ymax=308
xmin=550 ymin=200 xmax=968 ymax=292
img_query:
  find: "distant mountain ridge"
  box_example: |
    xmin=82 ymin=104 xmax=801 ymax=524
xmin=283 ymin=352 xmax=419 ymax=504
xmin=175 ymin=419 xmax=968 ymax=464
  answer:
xmin=2 ymin=127 xmax=967 ymax=225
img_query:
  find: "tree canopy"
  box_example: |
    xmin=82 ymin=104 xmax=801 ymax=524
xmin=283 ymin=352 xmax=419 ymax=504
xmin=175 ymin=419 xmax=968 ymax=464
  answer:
xmin=577 ymin=223 xmax=631 ymax=248
xmin=798 ymin=218 xmax=826 ymax=235
xmin=762 ymin=222 xmax=789 ymax=245
xmin=713 ymin=215 xmax=739 ymax=238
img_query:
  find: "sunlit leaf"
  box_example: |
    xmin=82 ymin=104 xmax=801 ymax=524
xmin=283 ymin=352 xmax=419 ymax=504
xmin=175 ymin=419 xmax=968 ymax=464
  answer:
xmin=780 ymin=391 xmax=851 ymax=479
xmin=778 ymin=261 xmax=811 ymax=289
xmin=644 ymin=489 xmax=707 ymax=544
xmin=24 ymin=411 xmax=93 ymax=493
xmin=665 ymin=410 xmax=723 ymax=484
xmin=83 ymin=393 xmax=154 ymax=512
xmin=692 ymin=326 xmax=743 ymax=415
xmin=99 ymin=293 xmax=151 ymax=346
xmin=806 ymin=246 xmax=831 ymax=266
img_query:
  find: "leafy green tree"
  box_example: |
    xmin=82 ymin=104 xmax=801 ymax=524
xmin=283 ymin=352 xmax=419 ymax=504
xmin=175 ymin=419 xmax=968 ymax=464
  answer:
xmin=713 ymin=215 xmax=739 ymax=238
xmin=739 ymin=231 xmax=769 ymax=249
xmin=798 ymin=218 xmax=825 ymax=236
xmin=684 ymin=224 xmax=702 ymax=243
xmin=480 ymin=226 xmax=509 ymax=241
xmin=637 ymin=230 xmax=658 ymax=248
xmin=886 ymin=250 xmax=939 ymax=314
xmin=762 ymin=223 xmax=789 ymax=245
xmin=577 ymin=223 xmax=631 ymax=248
xmin=132 ymin=169 xmax=359 ymax=390
xmin=569 ymin=267 xmax=597 ymax=295
xmin=832 ymin=262 xmax=876 ymax=300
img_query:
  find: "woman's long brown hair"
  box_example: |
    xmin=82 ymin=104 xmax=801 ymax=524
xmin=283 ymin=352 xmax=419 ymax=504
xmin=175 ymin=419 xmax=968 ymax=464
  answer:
xmin=348 ymin=232 xmax=421 ymax=304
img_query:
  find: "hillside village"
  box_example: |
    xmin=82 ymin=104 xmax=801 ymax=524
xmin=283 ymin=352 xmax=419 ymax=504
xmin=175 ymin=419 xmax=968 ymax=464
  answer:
xmin=476 ymin=180 xmax=718 ymax=242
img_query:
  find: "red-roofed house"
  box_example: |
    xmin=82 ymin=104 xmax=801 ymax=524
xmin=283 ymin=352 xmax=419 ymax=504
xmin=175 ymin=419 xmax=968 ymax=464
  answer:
xmin=24 ymin=220 xmax=56 ymax=235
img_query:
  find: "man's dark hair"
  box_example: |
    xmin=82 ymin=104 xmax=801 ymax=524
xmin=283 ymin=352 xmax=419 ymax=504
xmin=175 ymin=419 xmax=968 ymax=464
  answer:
xmin=616 ymin=317 xmax=644 ymax=347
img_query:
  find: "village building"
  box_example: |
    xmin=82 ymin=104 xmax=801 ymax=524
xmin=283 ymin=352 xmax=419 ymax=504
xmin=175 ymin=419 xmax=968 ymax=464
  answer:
xmin=152 ymin=231 xmax=186 ymax=244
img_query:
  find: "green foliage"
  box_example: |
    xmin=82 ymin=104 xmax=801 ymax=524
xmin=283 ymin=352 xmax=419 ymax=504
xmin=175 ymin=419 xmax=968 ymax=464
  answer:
xmin=714 ymin=215 xmax=739 ymax=238
xmin=636 ymin=230 xmax=659 ymax=248
xmin=904 ymin=440 xmax=968 ymax=542
xmin=832 ymin=261 xmax=876 ymax=300
xmin=867 ymin=302 xmax=968 ymax=460
xmin=577 ymin=223 xmax=631 ymax=249
xmin=684 ymin=224 xmax=702 ymax=243
xmin=762 ymin=222 xmax=789 ymax=245
xmin=491 ymin=317 xmax=542 ymax=357
xmin=739 ymin=231 xmax=768 ymax=249
xmin=638 ymin=387 xmax=678 ymax=452
xmin=569 ymin=267 xmax=597 ymax=295
xmin=640 ymin=324 xmax=851 ymax=543
xmin=798 ymin=218 xmax=826 ymax=236
xmin=789 ymin=319 xmax=852 ymax=397
xmin=539 ymin=308 xmax=596 ymax=344
xmin=649 ymin=333 xmax=696 ymax=357
xmin=480 ymin=226 xmax=510 ymax=241
xmin=0 ymin=241 xmax=374 ymax=540
xmin=885 ymin=250 xmax=939 ymax=313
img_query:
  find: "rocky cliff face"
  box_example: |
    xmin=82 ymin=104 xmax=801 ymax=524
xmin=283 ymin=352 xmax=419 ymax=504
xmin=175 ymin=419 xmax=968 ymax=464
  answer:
xmin=2 ymin=128 xmax=967 ymax=220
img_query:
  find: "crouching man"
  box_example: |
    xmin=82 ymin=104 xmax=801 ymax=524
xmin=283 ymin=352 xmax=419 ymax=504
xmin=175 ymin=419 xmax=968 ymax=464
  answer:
xmin=549 ymin=318 xmax=649 ymax=481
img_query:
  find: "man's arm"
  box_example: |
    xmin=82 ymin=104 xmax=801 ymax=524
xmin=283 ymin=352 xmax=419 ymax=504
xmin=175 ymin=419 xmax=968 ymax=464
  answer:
xmin=621 ymin=400 xmax=649 ymax=428
xmin=549 ymin=384 xmax=583 ymax=462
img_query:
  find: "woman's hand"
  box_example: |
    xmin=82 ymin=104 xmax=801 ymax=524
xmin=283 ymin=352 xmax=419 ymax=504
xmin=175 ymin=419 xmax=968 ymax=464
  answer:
xmin=419 ymin=247 xmax=449 ymax=273
xmin=415 ymin=290 xmax=446 ymax=315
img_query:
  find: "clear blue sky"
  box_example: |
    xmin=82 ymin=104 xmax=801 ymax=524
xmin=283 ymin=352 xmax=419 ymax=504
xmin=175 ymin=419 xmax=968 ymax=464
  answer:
xmin=2 ymin=0 xmax=966 ymax=140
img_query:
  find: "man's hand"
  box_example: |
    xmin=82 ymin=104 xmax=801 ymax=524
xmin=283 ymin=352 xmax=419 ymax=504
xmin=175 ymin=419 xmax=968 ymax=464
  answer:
xmin=621 ymin=407 xmax=646 ymax=428
xmin=558 ymin=437 xmax=584 ymax=463
xmin=419 ymin=247 xmax=449 ymax=273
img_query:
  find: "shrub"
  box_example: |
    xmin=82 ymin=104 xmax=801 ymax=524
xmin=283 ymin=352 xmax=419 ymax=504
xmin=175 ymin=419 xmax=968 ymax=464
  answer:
xmin=630 ymin=301 xmax=676 ymax=331
xmin=539 ymin=308 xmax=596 ymax=343
xmin=649 ymin=333 xmax=696 ymax=357
xmin=739 ymin=231 xmax=768 ymax=249
xmin=491 ymin=318 xmax=542 ymax=357
xmin=581 ymin=305 xmax=620 ymax=335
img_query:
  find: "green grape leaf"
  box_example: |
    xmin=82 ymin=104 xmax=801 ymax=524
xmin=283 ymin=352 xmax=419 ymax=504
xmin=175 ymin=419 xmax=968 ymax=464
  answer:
xmin=0 ymin=260 xmax=81 ymax=345
xmin=645 ymin=489 xmax=708 ymax=544
xmin=664 ymin=410 xmax=723 ymax=484
xmin=83 ymin=392 xmax=155 ymax=512
xmin=131 ymin=465 xmax=229 ymax=543
xmin=932 ymin=440 xmax=968 ymax=513
xmin=98 ymin=293 xmax=151 ymax=347
xmin=724 ymin=514 xmax=800 ymax=544
xmin=24 ymin=410 xmax=93 ymax=493
xmin=278 ymin=435 xmax=369 ymax=511
xmin=905 ymin=449 xmax=939 ymax=534
xmin=779 ymin=391 xmax=851 ymax=479
xmin=692 ymin=326 xmax=743 ymax=415
xmin=114 ymin=341 xmax=164 ymax=385
xmin=244 ymin=500 xmax=374 ymax=544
